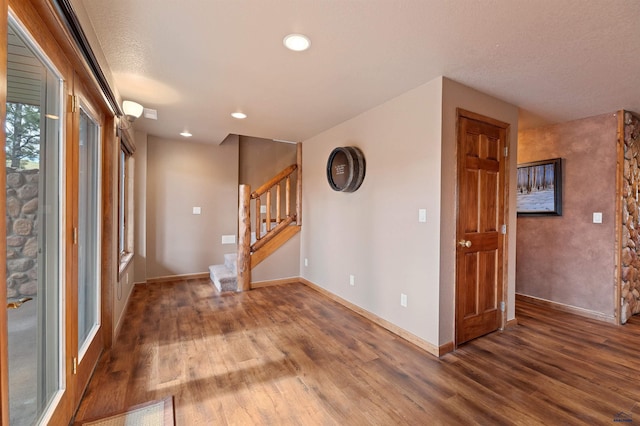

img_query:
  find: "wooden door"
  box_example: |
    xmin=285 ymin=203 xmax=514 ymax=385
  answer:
xmin=455 ymin=109 xmax=508 ymax=345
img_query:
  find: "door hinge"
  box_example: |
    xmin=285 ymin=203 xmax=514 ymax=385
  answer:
xmin=500 ymin=301 xmax=506 ymax=312
xmin=70 ymin=95 xmax=78 ymax=113
xmin=72 ymin=357 xmax=77 ymax=375
xmin=501 ymin=224 xmax=507 ymax=235
xmin=72 ymin=227 xmax=78 ymax=245
xmin=504 ymin=146 xmax=509 ymax=158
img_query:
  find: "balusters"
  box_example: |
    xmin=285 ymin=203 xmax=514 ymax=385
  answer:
xmin=266 ymin=190 xmax=272 ymax=234
xmin=276 ymin=183 xmax=281 ymax=223
xmin=286 ymin=176 xmax=291 ymax=218
xmin=255 ymin=197 xmax=261 ymax=240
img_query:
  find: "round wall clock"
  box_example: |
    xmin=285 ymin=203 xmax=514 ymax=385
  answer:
xmin=326 ymin=146 xmax=366 ymax=192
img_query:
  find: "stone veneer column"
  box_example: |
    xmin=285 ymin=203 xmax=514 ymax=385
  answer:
xmin=621 ymin=112 xmax=640 ymax=323
xmin=6 ymin=168 xmax=39 ymax=300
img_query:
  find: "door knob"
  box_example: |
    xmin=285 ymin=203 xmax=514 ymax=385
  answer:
xmin=458 ymin=240 xmax=472 ymax=248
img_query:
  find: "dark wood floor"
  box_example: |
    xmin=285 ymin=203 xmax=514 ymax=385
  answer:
xmin=74 ymin=279 xmax=640 ymax=425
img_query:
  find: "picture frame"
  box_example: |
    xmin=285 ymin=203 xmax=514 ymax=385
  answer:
xmin=517 ymin=158 xmax=562 ymax=216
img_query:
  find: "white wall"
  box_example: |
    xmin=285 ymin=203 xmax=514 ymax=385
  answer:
xmin=301 ymin=77 xmax=444 ymax=349
xmin=301 ymin=76 xmax=519 ymax=350
xmin=440 ymin=78 xmax=519 ymax=344
xmin=145 ymin=136 xmax=239 ymax=278
xmin=133 ymin=131 xmax=148 ymax=283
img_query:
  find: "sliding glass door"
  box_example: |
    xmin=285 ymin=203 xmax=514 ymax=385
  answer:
xmin=77 ymin=106 xmax=101 ymax=358
xmin=6 ymin=16 xmax=64 ymax=425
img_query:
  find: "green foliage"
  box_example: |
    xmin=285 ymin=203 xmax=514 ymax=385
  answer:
xmin=5 ymin=102 xmax=40 ymax=169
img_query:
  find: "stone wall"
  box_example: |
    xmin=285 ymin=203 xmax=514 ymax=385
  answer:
xmin=621 ymin=111 xmax=640 ymax=323
xmin=6 ymin=168 xmax=39 ymax=300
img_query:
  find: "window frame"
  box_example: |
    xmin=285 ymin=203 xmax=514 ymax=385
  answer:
xmin=118 ymin=130 xmax=135 ymax=273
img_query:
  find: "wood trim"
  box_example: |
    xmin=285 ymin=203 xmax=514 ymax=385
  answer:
xmin=505 ymin=318 xmax=518 ymax=329
xmin=145 ymin=272 xmax=210 ymax=284
xmin=251 ymin=277 xmax=301 ymax=289
xmin=457 ymin=108 xmax=510 ymax=129
xmin=101 ymin=116 xmax=116 ymax=349
xmin=515 ymin=293 xmax=617 ymax=324
xmin=614 ymin=110 xmax=625 ymax=325
xmin=438 ymin=342 xmax=454 ymax=356
xmin=299 ymin=278 xmax=441 ymax=358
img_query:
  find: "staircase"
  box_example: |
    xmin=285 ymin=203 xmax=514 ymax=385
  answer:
xmin=209 ymin=253 xmax=237 ymax=292
xmin=209 ymin=142 xmax=302 ymax=292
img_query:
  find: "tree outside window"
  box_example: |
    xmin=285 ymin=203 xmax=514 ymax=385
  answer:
xmin=6 ymin=102 xmax=40 ymax=169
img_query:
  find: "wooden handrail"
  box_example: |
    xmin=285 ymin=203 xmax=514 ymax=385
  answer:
xmin=251 ymin=216 xmax=295 ymax=252
xmin=251 ymin=164 xmax=297 ymax=199
xmin=237 ymin=142 xmax=302 ymax=291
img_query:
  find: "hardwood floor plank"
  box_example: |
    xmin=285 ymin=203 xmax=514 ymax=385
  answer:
xmin=75 ymin=280 xmax=640 ymax=425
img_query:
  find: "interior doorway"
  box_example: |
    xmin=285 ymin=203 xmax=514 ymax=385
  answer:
xmin=455 ymin=109 xmax=509 ymax=345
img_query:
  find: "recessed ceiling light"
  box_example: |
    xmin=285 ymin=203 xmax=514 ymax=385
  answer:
xmin=180 ymin=131 xmax=192 ymax=137
xmin=283 ymin=34 xmax=311 ymax=52
xmin=231 ymin=112 xmax=247 ymax=119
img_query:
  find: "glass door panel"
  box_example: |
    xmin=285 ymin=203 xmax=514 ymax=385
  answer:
xmin=6 ymin=17 xmax=63 ymax=425
xmin=77 ymin=107 xmax=100 ymax=357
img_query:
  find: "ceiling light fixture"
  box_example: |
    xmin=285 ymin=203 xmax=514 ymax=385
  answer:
xmin=180 ymin=131 xmax=193 ymax=137
xmin=122 ymin=100 xmax=144 ymax=122
xmin=231 ymin=112 xmax=247 ymax=119
xmin=283 ymin=33 xmax=311 ymax=52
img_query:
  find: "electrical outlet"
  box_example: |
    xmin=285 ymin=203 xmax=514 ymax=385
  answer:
xmin=400 ymin=293 xmax=408 ymax=307
xmin=593 ymin=212 xmax=602 ymax=223
xmin=193 ymin=206 xmax=201 ymax=215
xmin=304 ymin=258 xmax=308 ymax=267
xmin=349 ymin=274 xmax=355 ymax=286
xmin=260 ymin=205 xmax=267 ymax=214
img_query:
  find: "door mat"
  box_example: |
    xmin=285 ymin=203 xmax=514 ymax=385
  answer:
xmin=74 ymin=396 xmax=174 ymax=426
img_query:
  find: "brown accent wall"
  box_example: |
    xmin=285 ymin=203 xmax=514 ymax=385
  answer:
xmin=239 ymin=136 xmax=296 ymax=187
xmin=516 ymin=113 xmax=618 ymax=318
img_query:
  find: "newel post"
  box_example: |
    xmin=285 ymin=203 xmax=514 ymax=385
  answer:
xmin=237 ymin=184 xmax=252 ymax=291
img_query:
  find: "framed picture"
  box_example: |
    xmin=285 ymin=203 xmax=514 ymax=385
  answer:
xmin=517 ymin=158 xmax=562 ymax=216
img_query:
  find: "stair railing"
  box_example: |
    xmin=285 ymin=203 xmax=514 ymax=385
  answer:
xmin=238 ymin=143 xmax=302 ymax=290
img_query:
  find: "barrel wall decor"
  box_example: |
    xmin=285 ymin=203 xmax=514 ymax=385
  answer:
xmin=326 ymin=146 xmax=366 ymax=192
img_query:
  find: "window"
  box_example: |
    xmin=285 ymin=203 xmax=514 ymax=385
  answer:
xmin=118 ymin=131 xmax=135 ymax=269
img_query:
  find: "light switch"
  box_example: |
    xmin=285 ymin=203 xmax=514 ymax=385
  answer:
xmin=593 ymin=212 xmax=602 ymax=224
xmin=221 ymin=235 xmax=236 ymax=244
xmin=193 ymin=206 xmax=201 ymax=215
xmin=418 ymin=209 xmax=427 ymax=223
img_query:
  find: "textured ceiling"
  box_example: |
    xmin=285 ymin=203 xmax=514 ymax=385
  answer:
xmin=77 ymin=0 xmax=640 ymax=144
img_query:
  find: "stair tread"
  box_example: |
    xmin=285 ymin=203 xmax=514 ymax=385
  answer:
xmin=209 ymin=264 xmax=237 ymax=292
